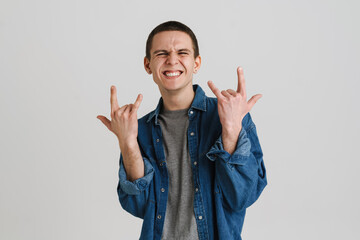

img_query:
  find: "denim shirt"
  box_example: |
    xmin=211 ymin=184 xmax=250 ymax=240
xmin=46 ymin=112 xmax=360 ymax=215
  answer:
xmin=117 ymin=84 xmax=267 ymax=240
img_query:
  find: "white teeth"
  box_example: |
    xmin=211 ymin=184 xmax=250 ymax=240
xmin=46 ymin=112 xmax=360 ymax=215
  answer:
xmin=165 ymin=72 xmax=181 ymax=77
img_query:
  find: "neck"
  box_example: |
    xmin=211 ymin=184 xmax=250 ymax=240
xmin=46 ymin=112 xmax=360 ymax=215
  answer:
xmin=160 ymin=84 xmax=195 ymax=111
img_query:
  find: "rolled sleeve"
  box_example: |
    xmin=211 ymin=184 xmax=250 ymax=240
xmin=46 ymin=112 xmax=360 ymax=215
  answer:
xmin=118 ymin=156 xmax=154 ymax=195
xmin=206 ymin=126 xmax=252 ymax=165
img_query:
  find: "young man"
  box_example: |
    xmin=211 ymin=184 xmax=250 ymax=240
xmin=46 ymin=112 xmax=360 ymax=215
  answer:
xmin=97 ymin=21 xmax=267 ymax=240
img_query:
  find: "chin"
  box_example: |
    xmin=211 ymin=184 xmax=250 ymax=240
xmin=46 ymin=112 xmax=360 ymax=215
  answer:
xmin=154 ymin=74 xmax=193 ymax=92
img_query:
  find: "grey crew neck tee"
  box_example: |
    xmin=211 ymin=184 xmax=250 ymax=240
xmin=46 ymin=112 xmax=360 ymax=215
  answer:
xmin=158 ymin=108 xmax=199 ymax=240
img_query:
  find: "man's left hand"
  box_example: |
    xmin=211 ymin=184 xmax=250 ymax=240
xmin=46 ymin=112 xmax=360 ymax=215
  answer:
xmin=207 ymin=67 xmax=262 ymax=154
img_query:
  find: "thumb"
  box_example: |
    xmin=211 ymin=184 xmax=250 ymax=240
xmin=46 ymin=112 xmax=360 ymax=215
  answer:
xmin=247 ymin=94 xmax=262 ymax=110
xmin=97 ymin=115 xmax=112 ymax=131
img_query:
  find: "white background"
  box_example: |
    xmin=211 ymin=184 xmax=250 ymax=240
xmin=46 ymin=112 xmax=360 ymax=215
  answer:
xmin=1 ymin=0 xmax=359 ymax=239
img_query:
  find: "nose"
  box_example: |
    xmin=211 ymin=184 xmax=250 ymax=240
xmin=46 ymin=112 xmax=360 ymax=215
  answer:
xmin=165 ymin=52 xmax=179 ymax=65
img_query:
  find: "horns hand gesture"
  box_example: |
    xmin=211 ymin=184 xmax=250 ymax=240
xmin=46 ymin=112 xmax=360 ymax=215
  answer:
xmin=207 ymin=67 xmax=262 ymax=152
xmin=97 ymin=86 xmax=143 ymax=147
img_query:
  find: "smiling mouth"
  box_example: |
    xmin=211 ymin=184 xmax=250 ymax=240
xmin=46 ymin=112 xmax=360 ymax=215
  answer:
xmin=162 ymin=70 xmax=183 ymax=78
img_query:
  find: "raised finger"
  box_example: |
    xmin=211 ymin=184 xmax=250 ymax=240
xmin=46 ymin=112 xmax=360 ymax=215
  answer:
xmin=207 ymin=81 xmax=224 ymax=100
xmin=132 ymin=94 xmax=143 ymax=112
xmin=110 ymin=86 xmax=120 ymax=115
xmin=236 ymin=67 xmax=246 ymax=97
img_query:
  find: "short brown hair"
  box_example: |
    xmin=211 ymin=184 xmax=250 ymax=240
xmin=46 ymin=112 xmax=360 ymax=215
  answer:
xmin=145 ymin=21 xmax=200 ymax=60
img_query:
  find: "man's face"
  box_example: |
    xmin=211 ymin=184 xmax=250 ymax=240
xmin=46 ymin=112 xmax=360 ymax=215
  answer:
xmin=144 ymin=31 xmax=201 ymax=94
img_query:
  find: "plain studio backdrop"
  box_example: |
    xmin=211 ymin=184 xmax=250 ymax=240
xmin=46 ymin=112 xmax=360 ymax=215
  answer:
xmin=1 ymin=0 xmax=359 ymax=239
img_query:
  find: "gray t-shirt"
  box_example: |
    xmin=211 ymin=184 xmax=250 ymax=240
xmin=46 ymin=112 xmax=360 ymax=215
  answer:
xmin=158 ymin=108 xmax=199 ymax=240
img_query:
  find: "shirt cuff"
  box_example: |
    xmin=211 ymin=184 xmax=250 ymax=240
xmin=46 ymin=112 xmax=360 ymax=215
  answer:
xmin=118 ymin=157 xmax=154 ymax=195
xmin=206 ymin=127 xmax=251 ymax=165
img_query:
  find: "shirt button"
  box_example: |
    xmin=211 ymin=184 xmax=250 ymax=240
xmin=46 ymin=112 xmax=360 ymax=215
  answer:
xmin=157 ymin=215 xmax=162 ymax=219
xmin=194 ymin=161 xmax=197 ymax=166
xmin=198 ymin=216 xmax=203 ymax=220
xmin=195 ymin=188 xmax=199 ymax=192
xmin=160 ymin=163 xmax=163 ymax=166
xmin=161 ymin=188 xmax=165 ymax=192
xmin=190 ymin=132 xmax=195 ymax=136
xmin=156 ymin=139 xmax=160 ymax=142
xmin=190 ymin=110 xmax=194 ymax=114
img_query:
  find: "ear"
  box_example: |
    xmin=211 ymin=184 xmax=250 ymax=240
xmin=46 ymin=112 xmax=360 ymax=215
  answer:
xmin=144 ymin=57 xmax=152 ymax=74
xmin=193 ymin=55 xmax=202 ymax=73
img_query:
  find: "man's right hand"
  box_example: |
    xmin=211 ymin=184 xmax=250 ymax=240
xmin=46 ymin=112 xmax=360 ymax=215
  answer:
xmin=97 ymin=86 xmax=145 ymax=181
xmin=97 ymin=85 xmax=143 ymax=148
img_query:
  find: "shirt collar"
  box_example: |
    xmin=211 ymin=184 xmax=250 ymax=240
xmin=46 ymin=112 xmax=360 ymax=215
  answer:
xmin=146 ymin=84 xmax=207 ymax=124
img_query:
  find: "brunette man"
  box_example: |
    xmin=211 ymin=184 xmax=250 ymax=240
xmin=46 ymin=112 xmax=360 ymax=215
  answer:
xmin=97 ymin=21 xmax=267 ymax=240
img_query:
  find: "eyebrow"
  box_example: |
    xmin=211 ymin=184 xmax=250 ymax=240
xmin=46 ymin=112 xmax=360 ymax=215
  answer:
xmin=153 ymin=50 xmax=167 ymax=55
xmin=178 ymin=48 xmax=191 ymax=52
xmin=153 ymin=48 xmax=192 ymax=55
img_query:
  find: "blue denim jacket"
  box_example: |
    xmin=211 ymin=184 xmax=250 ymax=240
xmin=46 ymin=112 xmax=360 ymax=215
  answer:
xmin=117 ymin=84 xmax=267 ymax=240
